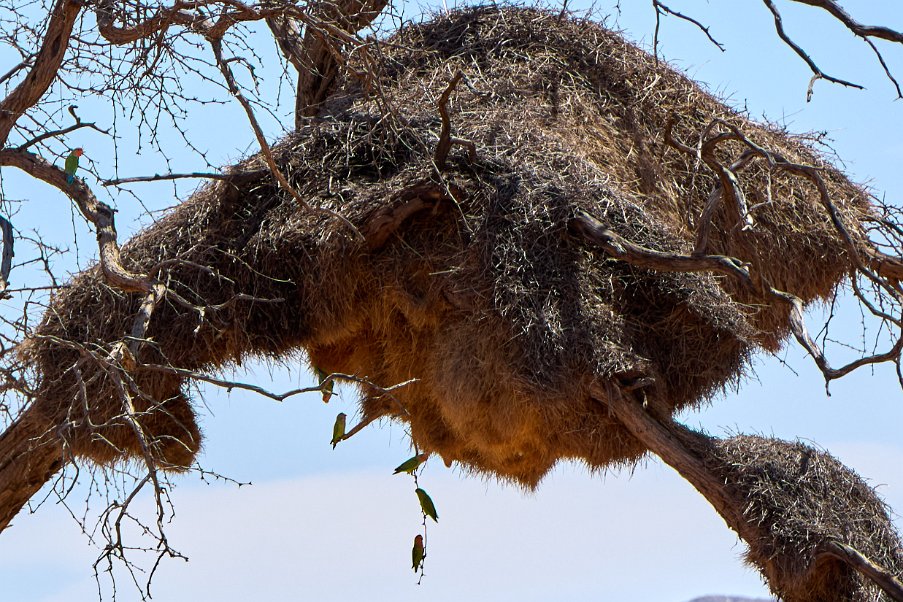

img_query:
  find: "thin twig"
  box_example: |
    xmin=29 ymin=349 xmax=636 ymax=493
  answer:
xmin=762 ymin=0 xmax=864 ymax=100
xmin=210 ymin=38 xmax=361 ymax=238
xmin=652 ymin=0 xmax=725 ymax=57
xmin=103 ymin=170 xmax=266 ymax=186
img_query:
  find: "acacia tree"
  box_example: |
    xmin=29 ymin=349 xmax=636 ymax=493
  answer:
xmin=1 ymin=0 xmax=903 ymax=599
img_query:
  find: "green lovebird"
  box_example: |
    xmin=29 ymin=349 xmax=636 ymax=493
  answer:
xmin=64 ymin=148 xmax=83 ymax=184
xmin=313 ymin=366 xmax=334 ymax=403
xmin=331 ymin=412 xmax=346 ymax=449
xmin=415 ymin=488 xmax=439 ymax=522
xmin=411 ymin=534 xmax=425 ymax=572
xmin=393 ymin=453 xmax=428 ymax=475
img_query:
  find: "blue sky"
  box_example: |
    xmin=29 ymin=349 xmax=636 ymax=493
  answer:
xmin=1 ymin=1 xmax=902 ymax=601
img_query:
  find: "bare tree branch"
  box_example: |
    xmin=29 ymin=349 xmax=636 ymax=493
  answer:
xmin=434 ymin=71 xmax=476 ymax=170
xmin=762 ymin=0 xmax=865 ymax=100
xmin=0 ymin=216 xmax=14 ymax=300
xmin=652 ymin=0 xmax=725 ymax=58
xmin=791 ymin=0 xmax=903 ymax=44
xmin=103 ymin=170 xmax=267 ymax=186
xmin=0 ymin=0 xmax=82 ymax=145
xmin=819 ymin=540 xmax=903 ymax=602
xmin=0 ymin=149 xmax=155 ymax=293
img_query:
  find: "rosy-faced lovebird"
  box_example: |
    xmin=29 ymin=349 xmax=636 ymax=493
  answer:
xmin=415 ymin=487 xmax=438 ymax=522
xmin=393 ymin=453 xmax=428 ymax=475
xmin=411 ymin=534 xmax=424 ymax=572
xmin=65 ymin=148 xmax=83 ymax=184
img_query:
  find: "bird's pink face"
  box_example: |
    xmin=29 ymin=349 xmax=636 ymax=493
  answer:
xmin=73 ymin=148 xmax=84 ymax=157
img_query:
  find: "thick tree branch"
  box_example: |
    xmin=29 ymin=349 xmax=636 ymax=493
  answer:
xmin=0 ymin=149 xmax=154 ymax=293
xmin=364 ymin=183 xmax=453 ymax=251
xmin=0 ymin=410 xmax=65 ymax=531
xmin=819 ymin=540 xmax=903 ymax=602
xmin=95 ymin=0 xmax=200 ymax=44
xmin=597 ymin=384 xmax=903 ymax=602
xmin=790 ymin=0 xmax=903 ymax=44
xmin=571 ymin=210 xmax=903 ymax=388
xmin=290 ymin=0 xmax=388 ymax=122
xmin=592 ymin=384 xmax=761 ymax=550
xmin=569 ymin=210 xmax=756 ymax=290
xmin=0 ymin=0 xmax=82 ymax=145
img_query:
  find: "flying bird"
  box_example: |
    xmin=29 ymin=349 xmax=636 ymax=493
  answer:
xmin=64 ymin=148 xmax=83 ymax=184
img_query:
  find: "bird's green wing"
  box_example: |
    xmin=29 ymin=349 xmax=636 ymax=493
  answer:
xmin=64 ymin=153 xmax=79 ymax=175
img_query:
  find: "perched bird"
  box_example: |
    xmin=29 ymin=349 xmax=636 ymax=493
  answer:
xmin=393 ymin=453 xmax=429 ymax=475
xmin=313 ymin=366 xmax=334 ymax=403
xmin=331 ymin=412 xmax=346 ymax=449
xmin=64 ymin=148 xmax=83 ymax=184
xmin=415 ymin=488 xmax=439 ymax=522
xmin=411 ymin=534 xmax=425 ymax=572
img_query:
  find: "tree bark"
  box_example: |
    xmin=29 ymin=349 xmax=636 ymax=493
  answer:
xmin=0 ymin=406 xmax=64 ymax=532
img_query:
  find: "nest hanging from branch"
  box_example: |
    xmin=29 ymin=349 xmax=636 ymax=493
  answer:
xmin=14 ymin=6 xmax=902 ymax=600
xmin=28 ymin=5 xmax=874 ymax=479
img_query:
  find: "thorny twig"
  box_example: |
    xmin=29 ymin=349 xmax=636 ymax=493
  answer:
xmin=761 ymin=0 xmax=863 ymax=100
xmin=652 ymin=0 xmax=725 ymax=58
xmin=103 ymin=169 xmax=268 ymax=186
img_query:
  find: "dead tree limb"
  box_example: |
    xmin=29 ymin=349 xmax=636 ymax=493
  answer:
xmin=279 ymin=0 xmax=389 ymax=124
xmin=0 ymin=0 xmax=82 ymax=145
xmin=652 ymin=0 xmax=725 ymax=57
xmin=762 ymin=0 xmax=865 ymax=100
xmin=434 ymin=72 xmax=476 ymax=171
xmin=819 ymin=541 xmax=903 ymax=602
xmin=0 ymin=411 xmax=65 ymax=531
xmin=596 ymin=383 xmax=903 ymax=602
xmin=591 ymin=383 xmax=762 ymax=552
xmin=570 ymin=210 xmax=903 ymax=388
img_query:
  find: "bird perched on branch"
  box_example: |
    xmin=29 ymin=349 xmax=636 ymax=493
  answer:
xmin=412 ymin=534 xmax=424 ymax=572
xmin=64 ymin=148 xmax=83 ymax=184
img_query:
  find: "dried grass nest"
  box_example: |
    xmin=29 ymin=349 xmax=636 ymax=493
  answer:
xmin=27 ymin=3 xmax=874 ymax=484
xmin=22 ymin=7 xmax=902 ymax=597
xmin=712 ymin=435 xmax=903 ymax=602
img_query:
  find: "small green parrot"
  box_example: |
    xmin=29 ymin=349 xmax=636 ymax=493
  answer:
xmin=415 ymin=488 xmax=439 ymax=522
xmin=393 ymin=452 xmax=429 ymax=475
xmin=331 ymin=412 xmax=346 ymax=449
xmin=64 ymin=148 xmax=83 ymax=184
xmin=411 ymin=534 xmax=425 ymax=573
xmin=313 ymin=366 xmax=334 ymax=403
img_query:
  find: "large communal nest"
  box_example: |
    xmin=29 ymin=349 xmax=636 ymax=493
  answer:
xmin=20 ymin=6 xmax=902 ymax=598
